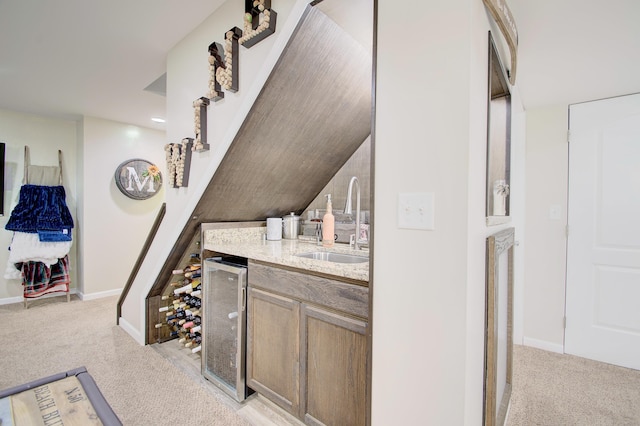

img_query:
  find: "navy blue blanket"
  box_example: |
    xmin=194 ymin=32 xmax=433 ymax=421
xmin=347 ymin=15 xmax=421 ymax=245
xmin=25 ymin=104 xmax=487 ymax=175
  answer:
xmin=5 ymin=185 xmax=74 ymax=241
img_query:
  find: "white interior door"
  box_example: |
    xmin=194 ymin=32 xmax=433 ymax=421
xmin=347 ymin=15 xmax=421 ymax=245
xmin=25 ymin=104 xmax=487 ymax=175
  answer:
xmin=566 ymin=92 xmax=640 ymax=370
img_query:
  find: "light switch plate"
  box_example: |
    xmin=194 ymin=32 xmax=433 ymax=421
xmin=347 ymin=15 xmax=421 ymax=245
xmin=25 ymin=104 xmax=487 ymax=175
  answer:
xmin=398 ymin=192 xmax=435 ymax=230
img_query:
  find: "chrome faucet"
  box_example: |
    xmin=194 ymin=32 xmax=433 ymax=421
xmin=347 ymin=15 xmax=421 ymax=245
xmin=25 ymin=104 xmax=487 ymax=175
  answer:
xmin=315 ymin=221 xmax=323 ymax=246
xmin=344 ymin=176 xmax=362 ymax=250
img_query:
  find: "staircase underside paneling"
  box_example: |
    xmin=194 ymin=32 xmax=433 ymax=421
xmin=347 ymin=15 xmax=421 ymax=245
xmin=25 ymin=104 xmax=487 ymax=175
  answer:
xmin=146 ymin=6 xmax=372 ymax=307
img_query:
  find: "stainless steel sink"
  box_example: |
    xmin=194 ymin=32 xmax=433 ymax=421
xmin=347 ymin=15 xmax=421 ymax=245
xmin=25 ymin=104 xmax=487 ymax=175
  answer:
xmin=296 ymin=251 xmax=368 ymax=264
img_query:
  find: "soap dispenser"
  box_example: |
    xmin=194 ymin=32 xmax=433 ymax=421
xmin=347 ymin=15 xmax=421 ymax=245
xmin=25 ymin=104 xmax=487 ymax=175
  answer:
xmin=322 ymin=194 xmax=335 ymax=247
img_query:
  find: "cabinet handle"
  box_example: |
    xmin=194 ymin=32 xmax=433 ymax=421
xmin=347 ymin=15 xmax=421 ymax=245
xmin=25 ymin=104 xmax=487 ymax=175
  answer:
xmin=241 ymin=287 xmax=246 ymax=312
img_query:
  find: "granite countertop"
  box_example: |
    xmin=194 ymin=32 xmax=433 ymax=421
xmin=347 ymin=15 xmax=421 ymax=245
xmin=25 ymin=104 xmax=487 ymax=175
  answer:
xmin=203 ymin=226 xmax=369 ymax=282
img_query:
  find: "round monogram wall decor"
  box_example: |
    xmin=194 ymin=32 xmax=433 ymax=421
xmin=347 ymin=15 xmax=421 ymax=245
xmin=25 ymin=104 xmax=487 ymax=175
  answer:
xmin=114 ymin=159 xmax=163 ymax=200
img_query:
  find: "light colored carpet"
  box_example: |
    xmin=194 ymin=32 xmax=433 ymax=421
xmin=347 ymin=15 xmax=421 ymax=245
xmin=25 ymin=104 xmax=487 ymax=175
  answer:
xmin=0 ymin=295 xmax=249 ymax=426
xmin=508 ymin=345 xmax=640 ymax=425
xmin=4 ymin=296 xmax=639 ymax=426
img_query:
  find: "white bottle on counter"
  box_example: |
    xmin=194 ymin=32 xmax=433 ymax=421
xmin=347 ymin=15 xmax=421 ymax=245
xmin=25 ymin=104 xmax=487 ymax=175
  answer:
xmin=322 ymin=194 xmax=335 ymax=247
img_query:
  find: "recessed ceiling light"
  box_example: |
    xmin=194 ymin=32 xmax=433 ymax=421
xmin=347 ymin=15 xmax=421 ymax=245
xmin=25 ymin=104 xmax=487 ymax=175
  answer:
xmin=151 ymin=117 xmax=166 ymax=123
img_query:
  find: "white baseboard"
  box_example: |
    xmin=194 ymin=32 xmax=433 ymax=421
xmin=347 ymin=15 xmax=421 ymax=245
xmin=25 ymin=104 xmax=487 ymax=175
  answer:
xmin=118 ymin=316 xmax=144 ymax=346
xmin=0 ymin=288 xmax=122 ymax=305
xmin=0 ymin=289 xmax=78 ymax=306
xmin=77 ymin=288 xmax=122 ymax=301
xmin=523 ymin=337 xmax=564 ymax=354
xmin=0 ymin=296 xmax=27 ymax=305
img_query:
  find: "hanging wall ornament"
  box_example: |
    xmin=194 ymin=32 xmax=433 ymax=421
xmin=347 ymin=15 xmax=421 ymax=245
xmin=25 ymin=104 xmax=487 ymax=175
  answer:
xmin=193 ymin=97 xmax=210 ymax=152
xmin=164 ymin=138 xmax=193 ymax=188
xmin=164 ymin=144 xmax=176 ymax=187
xmin=215 ymin=27 xmax=242 ymax=93
xmin=240 ymin=0 xmax=278 ymax=48
xmin=207 ymin=42 xmax=225 ymax=101
xmin=114 ymin=159 xmax=163 ymax=200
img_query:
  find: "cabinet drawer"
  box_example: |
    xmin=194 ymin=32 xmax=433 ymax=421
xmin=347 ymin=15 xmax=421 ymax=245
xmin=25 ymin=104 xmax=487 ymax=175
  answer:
xmin=248 ymin=260 xmax=369 ymax=319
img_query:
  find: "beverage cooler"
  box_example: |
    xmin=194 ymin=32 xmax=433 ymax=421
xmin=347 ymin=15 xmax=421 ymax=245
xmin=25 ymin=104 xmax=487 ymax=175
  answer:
xmin=202 ymin=256 xmax=249 ymax=402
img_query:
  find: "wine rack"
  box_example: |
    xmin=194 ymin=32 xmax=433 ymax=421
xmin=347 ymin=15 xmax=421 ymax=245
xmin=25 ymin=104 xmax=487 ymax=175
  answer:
xmin=153 ymin=256 xmax=202 ymax=354
xmin=147 ymin=231 xmax=202 ymax=346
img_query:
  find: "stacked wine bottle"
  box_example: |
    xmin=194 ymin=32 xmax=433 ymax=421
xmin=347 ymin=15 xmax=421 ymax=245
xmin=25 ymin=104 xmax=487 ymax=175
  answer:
xmin=155 ymin=254 xmax=203 ymax=354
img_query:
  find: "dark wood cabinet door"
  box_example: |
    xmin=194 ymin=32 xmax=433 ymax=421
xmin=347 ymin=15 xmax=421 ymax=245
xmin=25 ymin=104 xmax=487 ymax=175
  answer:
xmin=246 ymin=287 xmax=300 ymax=415
xmin=301 ymin=304 xmax=367 ymax=426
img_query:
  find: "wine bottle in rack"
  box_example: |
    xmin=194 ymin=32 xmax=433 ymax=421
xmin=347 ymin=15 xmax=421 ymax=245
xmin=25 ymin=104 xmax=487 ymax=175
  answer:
xmin=171 ymin=276 xmax=191 ymax=286
xmin=180 ymin=293 xmax=202 ymax=308
xmin=173 ymin=280 xmax=200 ymax=296
xmin=184 ymin=271 xmax=198 ymax=278
xmin=181 ymin=319 xmax=199 ymax=332
xmin=172 ymin=263 xmax=201 ymax=275
xmin=185 ymin=309 xmax=200 ymax=317
xmin=185 ymin=331 xmax=202 ymax=347
xmin=159 ymin=302 xmax=186 ymax=313
xmin=158 ymin=252 xmax=206 ymax=352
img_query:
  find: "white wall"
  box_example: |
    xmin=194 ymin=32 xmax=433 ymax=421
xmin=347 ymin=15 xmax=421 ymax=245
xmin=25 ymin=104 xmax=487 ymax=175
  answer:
xmin=373 ymin=0 xmax=525 ymax=423
xmin=511 ymin=99 xmax=527 ymax=348
xmin=522 ymin=105 xmax=568 ymax=352
xmin=77 ymin=116 xmax=166 ymax=299
xmin=0 ymin=109 xmax=78 ymax=302
xmin=374 ymin=0 xmax=471 ymax=422
xmin=111 ymin=0 xmax=532 ymax=423
xmin=119 ymin=0 xmax=303 ymax=341
xmin=0 ymin=110 xmax=166 ymax=303
xmin=0 ymin=0 xmax=536 ymax=423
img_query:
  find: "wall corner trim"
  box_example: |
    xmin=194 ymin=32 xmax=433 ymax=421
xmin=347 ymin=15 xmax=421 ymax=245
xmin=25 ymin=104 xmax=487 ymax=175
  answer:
xmin=118 ymin=316 xmax=145 ymax=346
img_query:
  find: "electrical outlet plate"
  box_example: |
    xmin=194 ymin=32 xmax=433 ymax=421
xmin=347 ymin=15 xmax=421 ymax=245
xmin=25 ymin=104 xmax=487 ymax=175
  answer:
xmin=398 ymin=192 xmax=435 ymax=230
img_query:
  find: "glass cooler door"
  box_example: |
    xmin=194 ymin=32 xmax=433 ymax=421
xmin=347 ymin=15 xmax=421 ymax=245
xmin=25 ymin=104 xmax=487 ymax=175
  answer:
xmin=202 ymin=257 xmax=248 ymax=402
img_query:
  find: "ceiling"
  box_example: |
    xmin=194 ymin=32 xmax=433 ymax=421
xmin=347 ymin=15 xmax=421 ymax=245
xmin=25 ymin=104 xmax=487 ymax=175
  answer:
xmin=0 ymin=0 xmax=638 ymax=131
xmin=0 ymin=0 xmax=226 ymax=130
xmin=508 ymin=0 xmax=640 ymax=108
